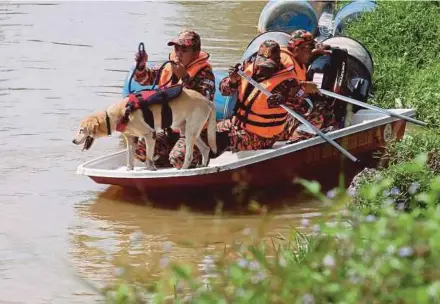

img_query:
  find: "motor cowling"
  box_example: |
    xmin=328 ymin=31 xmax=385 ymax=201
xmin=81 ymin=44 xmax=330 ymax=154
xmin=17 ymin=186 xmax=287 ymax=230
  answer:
xmin=307 ymin=36 xmax=373 ymax=125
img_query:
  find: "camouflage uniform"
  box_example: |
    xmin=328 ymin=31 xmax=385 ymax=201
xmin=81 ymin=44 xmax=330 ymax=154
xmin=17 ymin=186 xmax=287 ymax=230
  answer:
xmin=218 ymin=40 xmax=302 ymax=152
xmin=277 ymin=29 xmax=338 ymax=143
xmin=133 ymin=31 xmax=216 ymax=168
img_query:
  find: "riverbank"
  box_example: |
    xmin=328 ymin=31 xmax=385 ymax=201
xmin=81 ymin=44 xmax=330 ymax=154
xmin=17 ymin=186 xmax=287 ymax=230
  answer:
xmin=105 ymin=2 xmax=440 ymax=303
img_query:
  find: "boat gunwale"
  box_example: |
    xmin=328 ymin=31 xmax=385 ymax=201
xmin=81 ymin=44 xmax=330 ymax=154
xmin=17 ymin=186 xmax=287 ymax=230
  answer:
xmin=76 ymin=108 xmax=414 ymax=179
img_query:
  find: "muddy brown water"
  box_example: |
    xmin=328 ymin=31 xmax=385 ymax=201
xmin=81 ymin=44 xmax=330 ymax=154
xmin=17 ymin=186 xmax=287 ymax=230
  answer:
xmin=0 ymin=2 xmax=339 ymax=302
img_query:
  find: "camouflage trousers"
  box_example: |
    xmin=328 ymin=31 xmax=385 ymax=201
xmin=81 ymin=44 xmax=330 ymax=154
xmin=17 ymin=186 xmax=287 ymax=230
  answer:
xmin=217 ymin=118 xmax=278 ymax=152
xmin=168 ymin=130 xmax=208 ymax=169
xmin=134 ymin=119 xmax=279 ymax=168
xmin=134 ymin=130 xmax=207 ymax=169
xmin=277 ymin=103 xmax=340 ymax=143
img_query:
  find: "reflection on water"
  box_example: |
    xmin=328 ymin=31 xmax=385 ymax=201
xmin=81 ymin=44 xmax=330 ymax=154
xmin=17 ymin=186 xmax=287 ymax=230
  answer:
xmin=71 ymin=185 xmax=327 ymax=288
xmin=0 ymin=1 xmax=333 ymax=302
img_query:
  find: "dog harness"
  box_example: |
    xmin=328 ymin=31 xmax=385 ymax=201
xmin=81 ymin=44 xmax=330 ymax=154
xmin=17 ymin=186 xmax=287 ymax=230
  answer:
xmin=116 ymin=84 xmax=183 ymax=132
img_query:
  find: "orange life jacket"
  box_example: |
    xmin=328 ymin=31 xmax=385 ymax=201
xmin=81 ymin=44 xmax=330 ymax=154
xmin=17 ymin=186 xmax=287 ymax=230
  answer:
xmin=158 ymin=51 xmax=211 ymax=88
xmin=280 ymin=47 xmax=307 ymax=81
xmin=235 ymin=65 xmax=295 ymax=138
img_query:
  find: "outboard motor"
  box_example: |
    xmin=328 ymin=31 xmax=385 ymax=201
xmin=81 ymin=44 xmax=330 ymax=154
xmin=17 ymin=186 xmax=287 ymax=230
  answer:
xmin=307 ymin=36 xmax=374 ymax=126
xmin=257 ymin=0 xmax=318 ymax=35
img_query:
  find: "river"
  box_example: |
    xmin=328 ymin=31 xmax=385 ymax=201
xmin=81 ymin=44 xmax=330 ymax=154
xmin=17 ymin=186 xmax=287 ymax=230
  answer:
xmin=0 ymin=2 xmax=331 ymax=302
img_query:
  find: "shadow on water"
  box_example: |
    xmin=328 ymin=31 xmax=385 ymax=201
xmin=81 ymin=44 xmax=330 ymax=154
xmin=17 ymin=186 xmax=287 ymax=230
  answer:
xmin=93 ymin=183 xmax=318 ymax=215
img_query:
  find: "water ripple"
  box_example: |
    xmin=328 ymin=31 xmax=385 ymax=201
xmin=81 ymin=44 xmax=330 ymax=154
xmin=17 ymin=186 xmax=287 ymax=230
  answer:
xmin=27 ymin=39 xmax=92 ymax=48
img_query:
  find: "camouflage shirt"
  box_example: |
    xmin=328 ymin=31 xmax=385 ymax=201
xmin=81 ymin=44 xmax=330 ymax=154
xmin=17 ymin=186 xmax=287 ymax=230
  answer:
xmin=134 ymin=64 xmax=216 ymax=101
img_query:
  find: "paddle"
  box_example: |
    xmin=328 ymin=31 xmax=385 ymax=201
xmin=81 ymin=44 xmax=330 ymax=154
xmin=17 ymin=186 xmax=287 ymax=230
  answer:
xmin=319 ymin=89 xmax=428 ymax=127
xmin=236 ymin=69 xmax=359 ymax=163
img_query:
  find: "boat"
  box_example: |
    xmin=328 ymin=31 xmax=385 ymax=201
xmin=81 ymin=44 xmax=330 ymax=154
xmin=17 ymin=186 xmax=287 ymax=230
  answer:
xmin=76 ymin=0 xmax=413 ymax=191
xmin=257 ymin=0 xmax=318 ymax=35
xmin=76 ymin=109 xmax=412 ymax=191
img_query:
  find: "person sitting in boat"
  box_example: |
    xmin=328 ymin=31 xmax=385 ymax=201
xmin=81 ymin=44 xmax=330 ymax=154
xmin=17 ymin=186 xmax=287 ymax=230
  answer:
xmin=277 ymin=29 xmax=338 ymax=143
xmin=280 ymin=29 xmax=331 ymax=70
xmin=132 ymin=30 xmax=216 ymax=168
xmin=216 ymin=40 xmax=312 ymax=152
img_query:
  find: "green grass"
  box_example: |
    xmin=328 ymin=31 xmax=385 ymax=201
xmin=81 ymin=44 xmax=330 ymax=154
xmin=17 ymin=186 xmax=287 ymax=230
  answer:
xmin=342 ymin=1 xmax=440 ymax=125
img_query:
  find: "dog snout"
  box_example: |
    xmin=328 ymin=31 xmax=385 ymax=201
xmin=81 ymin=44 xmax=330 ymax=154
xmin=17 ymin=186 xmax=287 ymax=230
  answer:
xmin=72 ymin=133 xmax=87 ymax=145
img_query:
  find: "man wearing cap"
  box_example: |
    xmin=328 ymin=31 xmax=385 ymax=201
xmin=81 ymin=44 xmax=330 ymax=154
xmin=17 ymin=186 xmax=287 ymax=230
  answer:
xmin=132 ymin=30 xmax=216 ymax=168
xmin=277 ymin=29 xmax=337 ymax=143
xmin=217 ymin=40 xmax=306 ymax=152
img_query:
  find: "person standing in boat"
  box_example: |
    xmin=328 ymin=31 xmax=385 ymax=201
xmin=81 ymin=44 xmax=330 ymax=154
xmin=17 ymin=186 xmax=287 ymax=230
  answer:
xmin=216 ymin=40 xmax=311 ymax=152
xmin=132 ymin=30 xmax=216 ymax=168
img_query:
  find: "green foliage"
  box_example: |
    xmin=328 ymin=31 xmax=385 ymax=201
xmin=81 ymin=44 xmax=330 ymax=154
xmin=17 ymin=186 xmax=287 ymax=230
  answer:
xmin=343 ymin=1 xmax=440 ymax=124
xmin=401 ymin=62 xmax=440 ymax=127
xmin=385 ymin=129 xmax=440 ymax=166
xmin=105 ymin=168 xmax=440 ymax=303
xmin=384 ymin=129 xmax=440 ymax=173
xmin=352 ymin=128 xmax=440 ymax=213
xmin=353 ymin=153 xmax=438 ymax=213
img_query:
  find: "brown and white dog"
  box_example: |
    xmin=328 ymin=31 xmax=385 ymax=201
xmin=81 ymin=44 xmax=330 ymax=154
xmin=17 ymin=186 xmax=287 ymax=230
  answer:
xmin=72 ymin=88 xmax=217 ymax=170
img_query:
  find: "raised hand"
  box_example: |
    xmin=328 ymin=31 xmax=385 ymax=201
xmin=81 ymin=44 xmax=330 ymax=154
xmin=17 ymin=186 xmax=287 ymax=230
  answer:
xmin=134 ymin=51 xmax=148 ymax=69
xmin=228 ymin=63 xmax=241 ymax=84
xmin=171 ymin=60 xmax=188 ymax=79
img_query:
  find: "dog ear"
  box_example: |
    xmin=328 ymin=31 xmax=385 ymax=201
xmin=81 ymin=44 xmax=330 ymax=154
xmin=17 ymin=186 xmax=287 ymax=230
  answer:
xmin=91 ymin=117 xmax=101 ymax=137
xmin=83 ymin=117 xmax=98 ymax=137
xmin=91 ymin=124 xmax=98 ymax=137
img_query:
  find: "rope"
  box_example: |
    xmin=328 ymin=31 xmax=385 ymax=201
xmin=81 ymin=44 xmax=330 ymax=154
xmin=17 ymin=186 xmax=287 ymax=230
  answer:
xmin=128 ymin=42 xmax=145 ymax=94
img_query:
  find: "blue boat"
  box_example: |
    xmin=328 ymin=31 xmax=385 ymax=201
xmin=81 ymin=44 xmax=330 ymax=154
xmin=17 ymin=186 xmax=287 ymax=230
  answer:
xmin=257 ymin=0 xmax=318 ymax=34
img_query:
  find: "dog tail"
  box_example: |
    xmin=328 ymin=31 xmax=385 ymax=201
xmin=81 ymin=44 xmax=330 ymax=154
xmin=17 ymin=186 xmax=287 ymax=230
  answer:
xmin=207 ymin=104 xmax=217 ymax=155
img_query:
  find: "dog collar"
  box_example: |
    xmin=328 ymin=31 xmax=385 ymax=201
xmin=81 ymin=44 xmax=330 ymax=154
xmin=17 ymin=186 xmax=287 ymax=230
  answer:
xmin=105 ymin=111 xmax=112 ymax=136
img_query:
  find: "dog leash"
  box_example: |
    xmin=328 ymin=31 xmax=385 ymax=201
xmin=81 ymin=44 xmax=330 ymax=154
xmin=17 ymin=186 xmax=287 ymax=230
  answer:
xmin=128 ymin=42 xmax=146 ymax=94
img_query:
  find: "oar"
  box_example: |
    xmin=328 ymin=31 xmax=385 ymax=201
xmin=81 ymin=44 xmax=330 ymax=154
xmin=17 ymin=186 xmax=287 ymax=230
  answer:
xmin=236 ymin=70 xmax=359 ymax=163
xmin=319 ymin=89 xmax=427 ymax=127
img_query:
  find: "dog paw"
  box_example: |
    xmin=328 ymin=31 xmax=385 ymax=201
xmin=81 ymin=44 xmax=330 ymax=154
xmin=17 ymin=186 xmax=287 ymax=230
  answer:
xmin=141 ymin=161 xmax=157 ymax=171
xmin=141 ymin=166 xmax=157 ymax=171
